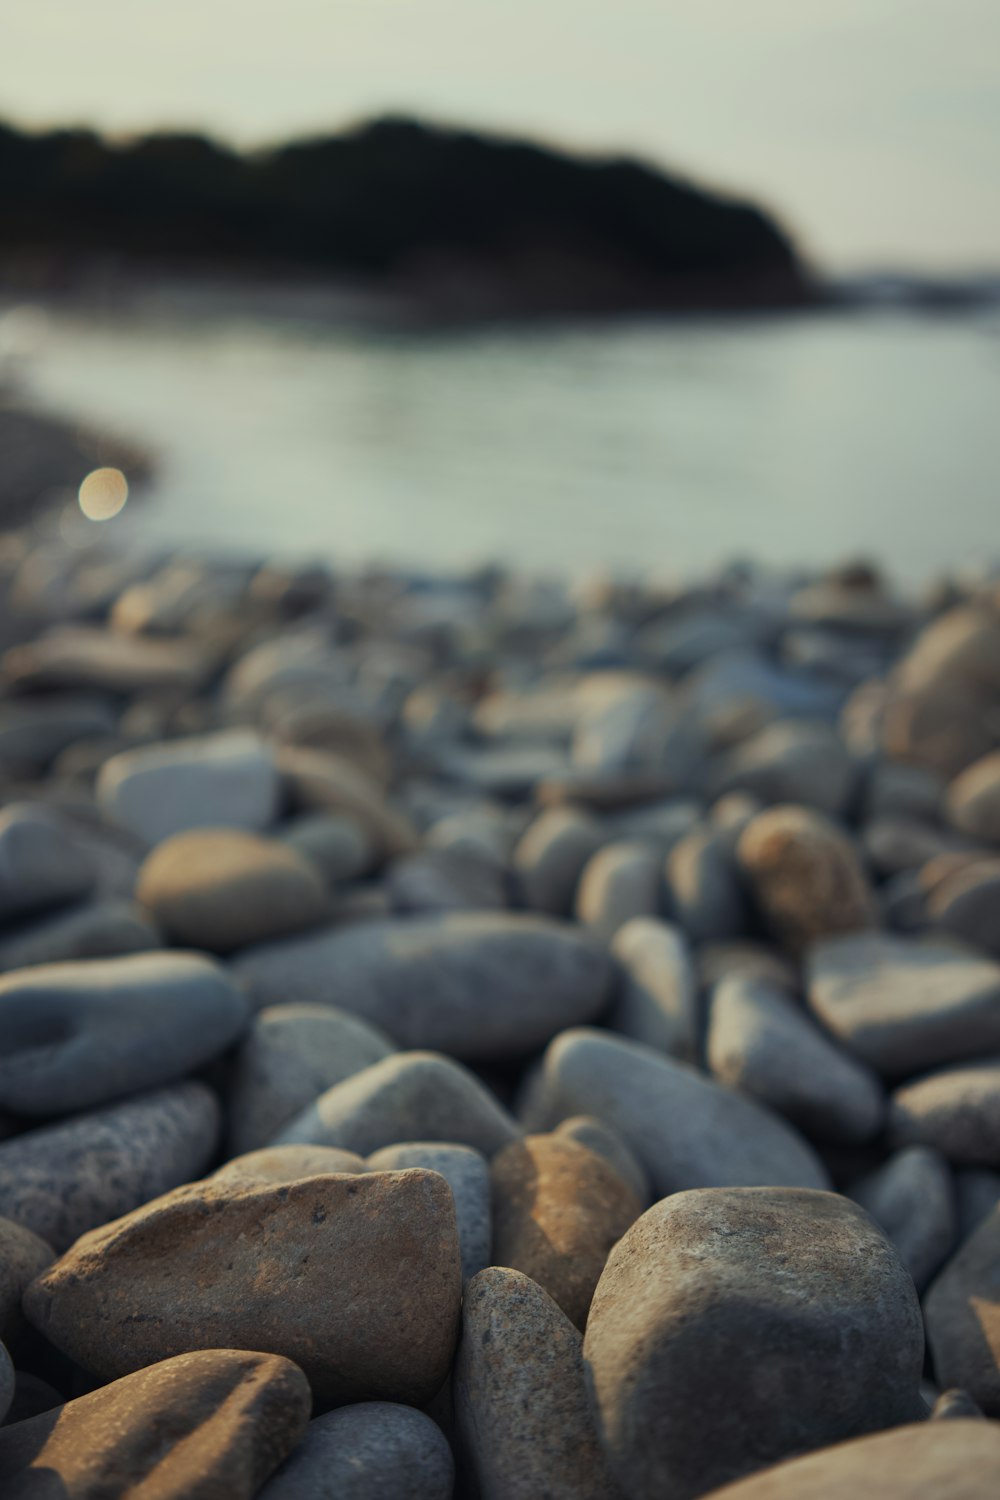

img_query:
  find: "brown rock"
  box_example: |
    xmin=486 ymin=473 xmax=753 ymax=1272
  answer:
xmin=737 ymin=805 xmax=876 ymax=952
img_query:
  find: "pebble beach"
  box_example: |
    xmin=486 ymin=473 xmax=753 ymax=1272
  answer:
xmin=0 ymin=491 xmax=999 ymax=1496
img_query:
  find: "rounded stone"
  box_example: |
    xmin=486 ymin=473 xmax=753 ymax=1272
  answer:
xmin=553 ymin=1115 xmax=649 ymax=1204
xmin=0 ymin=1340 xmax=12 ymax=1426
xmin=513 ymin=807 xmax=606 ymax=916
xmin=888 ymin=1060 xmax=1000 ymax=1163
xmin=584 ymin=1187 xmax=926 ymax=1500
xmin=848 ymin=1146 xmax=956 ymax=1291
xmin=710 ymin=720 xmax=856 ymax=819
xmin=367 ymin=1142 xmax=490 ymax=1282
xmin=575 ymin=841 xmax=662 ymax=943
xmin=386 ymin=849 xmax=507 ymax=914
xmin=277 ymin=745 xmax=417 ymax=860
xmin=0 ymin=804 xmax=95 ymax=923
xmin=258 ymin=1403 xmax=455 ymax=1500
xmin=608 ymin=917 xmax=698 ymax=1060
xmin=279 ymin=811 xmax=376 ymax=884
xmin=946 ymin=750 xmax=1000 ymax=841
xmin=925 ymin=1204 xmax=1000 ymax=1416
xmin=664 ymin=827 xmax=747 ymax=943
xmin=0 ymin=898 xmax=163 ymax=973
xmin=737 ymin=806 xmax=876 ymax=952
xmin=927 ymin=861 xmax=1000 ymax=959
xmin=0 ymin=1216 xmax=54 ymax=1355
xmin=212 ymin=1145 xmax=370 ymax=1187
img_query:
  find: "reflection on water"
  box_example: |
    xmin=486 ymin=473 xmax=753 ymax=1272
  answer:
xmin=7 ymin=300 xmax=1000 ymax=581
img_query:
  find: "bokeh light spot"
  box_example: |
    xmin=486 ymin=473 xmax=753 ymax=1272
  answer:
xmin=78 ymin=467 xmax=128 ymax=521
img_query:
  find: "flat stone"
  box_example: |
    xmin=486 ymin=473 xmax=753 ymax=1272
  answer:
xmin=0 ymin=1081 xmax=219 ymax=1251
xmin=529 ymin=1028 xmax=829 ymax=1199
xmin=0 ymin=898 xmax=163 ymax=972
xmin=553 ymin=1115 xmax=649 ymax=1203
xmin=279 ymin=811 xmax=375 ymax=883
xmin=386 ymin=849 xmax=507 ymax=913
xmin=277 ymin=745 xmax=417 ymax=859
xmin=925 ymin=1204 xmax=1000 ymax=1415
xmin=710 ymin=720 xmax=856 ymax=819
xmin=275 ymin=1051 xmax=518 ymax=1159
xmin=228 ymin=1004 xmax=395 ymax=1155
xmin=737 ymin=806 xmax=876 ymax=953
xmin=702 ymin=1420 xmax=1000 ymax=1499
xmin=664 ymin=827 xmax=747 ymax=942
xmin=707 ymin=975 xmax=885 ymax=1144
xmin=0 ymin=1349 xmax=311 ymax=1499
xmin=3 ymin=626 xmax=213 ymax=697
xmin=575 ymin=841 xmax=662 ymax=943
xmin=888 ymin=1060 xmax=1000 ymax=1163
xmin=806 ymin=932 xmax=1000 ymax=1076
xmin=513 ymin=807 xmax=606 ymax=916
xmin=233 ymin=913 xmax=612 ymax=1061
xmin=490 ymin=1133 xmax=641 ymax=1328
xmin=0 ymin=1217 xmax=53 ymax=1356
xmin=25 ymin=1167 xmax=461 ymax=1407
xmin=136 ymin=829 xmax=330 ymax=953
xmin=97 ymin=730 xmax=281 ymax=846
xmin=946 ymin=750 xmax=1000 ymax=841
xmin=584 ymin=1187 xmax=926 ymax=1500
xmin=258 ymin=1403 xmax=455 ymax=1500
xmin=0 ymin=952 xmax=248 ymax=1116
xmin=608 ymin=917 xmax=697 ymax=1060
xmin=0 ymin=804 xmax=95 ymax=922
xmin=455 ymin=1266 xmax=621 ymax=1500
xmin=368 ymin=1142 xmax=490 ymax=1282
xmin=848 ymin=1146 xmax=956 ymax=1291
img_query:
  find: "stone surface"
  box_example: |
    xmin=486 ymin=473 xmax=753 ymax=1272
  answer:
xmin=386 ymin=849 xmax=507 ymax=913
xmin=279 ymin=811 xmax=375 ymax=884
xmin=490 ymin=1133 xmax=641 ymax=1328
xmin=664 ymin=827 xmax=746 ymax=943
xmin=848 ymin=1146 xmax=956 ymax=1291
xmin=367 ymin=1142 xmax=490 ymax=1282
xmin=929 ymin=1388 xmax=985 ymax=1421
xmin=228 ymin=1004 xmax=395 ymax=1155
xmin=529 ymin=1028 xmax=829 ymax=1198
xmin=211 ymin=1144 xmax=370 ymax=1187
xmin=0 ymin=1349 xmax=311 ymax=1499
xmin=553 ymin=1115 xmax=649 ymax=1204
xmin=4 ymin=625 xmax=213 ymax=697
xmin=275 ymin=1052 xmax=519 ymax=1159
xmin=956 ymin=1168 xmax=1000 ymax=1238
xmin=737 ymin=806 xmax=876 ymax=952
xmin=513 ymin=806 xmax=606 ymax=915
xmin=234 ymin=912 xmax=612 ymax=1061
xmin=258 ymin=1403 xmax=455 ymax=1500
xmin=0 ymin=696 xmax=117 ymax=772
xmin=0 ymin=1082 xmax=220 ymax=1251
xmin=0 ymin=803 xmax=95 ymax=922
xmin=584 ymin=1187 xmax=926 ymax=1500
xmin=0 ymin=1217 xmax=53 ymax=1355
xmin=888 ymin=1060 xmax=1000 ymax=1163
xmin=0 ymin=951 xmax=248 ymax=1115
xmin=707 ymin=975 xmax=885 ymax=1144
xmin=455 ymin=1266 xmax=620 ymax=1500
xmin=927 ymin=861 xmax=1000 ymax=959
xmin=925 ymin=1205 xmax=1000 ymax=1416
xmin=0 ymin=898 xmax=163 ymax=972
xmin=97 ymin=729 xmax=281 ymax=846
xmin=806 ymin=933 xmax=1000 ymax=1076
xmin=25 ymin=1168 xmax=462 ymax=1407
xmin=277 ymin=745 xmax=417 ymax=859
xmin=137 ymin=828 xmax=330 ymax=953
xmin=575 ymin=841 xmax=662 ymax=943
xmin=946 ymin=750 xmax=1000 ymax=842
xmin=710 ymin=719 xmax=856 ymax=819
xmin=608 ymin=917 xmax=697 ymax=1059
xmin=0 ymin=1341 xmax=12 ymax=1426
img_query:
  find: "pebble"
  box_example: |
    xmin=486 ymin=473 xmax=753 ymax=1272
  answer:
xmin=848 ymin=1146 xmax=956 ymax=1291
xmin=512 ymin=806 xmax=606 ymax=915
xmin=888 ymin=1059 xmax=1000 ymax=1163
xmin=926 ymin=860 xmax=1000 ymax=958
xmin=945 ymin=749 xmax=1000 ymax=842
xmin=212 ymin=1144 xmax=370 ymax=1185
xmin=367 ymin=1142 xmax=491 ymax=1282
xmin=385 ymin=848 xmax=508 ymax=913
xmin=0 ymin=695 xmax=117 ymax=773
xmin=97 ymin=730 xmax=281 ymax=845
xmin=710 ymin=719 xmax=856 ymax=819
xmin=583 ymin=1187 xmax=926 ymax=1500
xmin=575 ymin=840 xmax=662 ymax=942
xmin=234 ymin=913 xmax=612 ymax=1061
xmin=0 ymin=1216 xmax=53 ymax=1357
xmin=275 ymin=1051 xmax=519 ymax=1159
xmin=0 ymin=1349 xmax=311 ymax=1499
xmin=736 ymin=805 xmax=876 ymax=952
xmin=0 ymin=897 xmax=162 ymax=972
xmin=490 ymin=1132 xmax=641 ymax=1328
xmin=706 ymin=974 xmax=886 ymax=1144
xmin=277 ymin=744 xmax=418 ymax=859
xmin=0 ymin=803 xmax=95 ymax=922
xmin=454 ymin=1266 xmax=621 ymax=1500
xmin=0 ymin=1081 xmax=220 ymax=1250
xmin=806 ymin=932 xmax=1000 ymax=1076
xmin=3 ymin=625 xmax=213 ymax=697
xmin=228 ymin=1003 xmax=395 ymax=1155
xmin=929 ymin=1388 xmax=985 ymax=1420
xmin=955 ymin=1167 xmax=1000 ymax=1238
xmin=664 ymin=826 xmax=747 ymax=942
xmin=553 ymin=1115 xmax=650 ymax=1203
xmin=279 ymin=810 xmax=376 ymax=883
xmin=258 ymin=1403 xmax=455 ymax=1500
xmin=924 ymin=1204 xmax=1000 ymax=1415
xmin=607 ymin=916 xmax=698 ymax=1060
xmin=0 ymin=952 xmax=247 ymax=1116
xmin=25 ymin=1167 xmax=462 ymax=1407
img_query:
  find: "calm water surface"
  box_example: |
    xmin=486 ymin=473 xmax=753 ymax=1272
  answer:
xmin=7 ymin=300 xmax=1000 ymax=582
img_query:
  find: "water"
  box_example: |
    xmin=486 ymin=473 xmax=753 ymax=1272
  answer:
xmin=6 ymin=297 xmax=1000 ymax=582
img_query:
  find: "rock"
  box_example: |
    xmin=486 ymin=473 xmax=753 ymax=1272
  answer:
xmin=553 ymin=1116 xmax=649 ymax=1204
xmin=0 ymin=696 xmax=117 ymax=773
xmin=925 ymin=1204 xmax=1000 ymax=1415
xmin=277 ymin=745 xmax=417 ymax=859
xmin=427 ymin=805 xmax=523 ymax=869
xmin=0 ymin=898 xmax=162 ymax=972
xmin=888 ymin=1060 xmax=1000 ymax=1163
xmin=664 ymin=827 xmax=747 ymax=942
xmin=707 ymin=975 xmax=885 ymax=1144
xmin=895 ymin=605 xmax=1000 ymax=701
xmin=258 ymin=1403 xmax=455 ymax=1500
xmin=929 ymin=1388 xmax=985 ymax=1420
xmin=367 ymin=1142 xmax=490 ymax=1283
xmin=710 ymin=720 xmax=856 ymax=819
xmin=864 ymin=762 xmax=946 ymax=824
xmin=0 ymin=952 xmax=248 ymax=1116
xmin=0 ymin=1082 xmax=219 ymax=1251
xmin=228 ymin=1004 xmax=395 ymax=1155
xmin=512 ymin=807 xmax=606 ymax=915
xmin=275 ymin=1052 xmax=518 ymax=1159
xmin=927 ymin=860 xmax=1000 ymax=958
xmin=386 ymin=849 xmax=507 ymax=913
xmin=607 ymin=917 xmax=697 ymax=1060
xmin=0 ymin=1341 xmax=12 ymax=1426
xmin=490 ymin=1133 xmax=640 ymax=1328
xmin=0 ymin=1349 xmax=311 ymax=1499
xmin=26 ymin=1167 xmax=461 ymax=1407
xmin=536 ymin=768 xmax=677 ymax=812
xmin=455 ymin=1267 xmax=620 ymax=1500
xmin=955 ymin=1168 xmax=1000 ymax=1238
xmin=697 ymin=940 xmax=798 ymax=993
xmin=234 ymin=913 xmax=612 ymax=1061
xmin=807 ymin=932 xmax=1000 ymax=1076
xmin=584 ymin=1187 xmax=925 ymax=1500
xmin=1 ymin=1370 xmax=63 ymax=1427
xmin=136 ymin=829 xmax=330 ymax=953
xmin=279 ymin=811 xmax=375 ymax=883
xmin=3 ymin=626 xmax=213 ymax=697
xmin=575 ymin=841 xmax=662 ymax=943
xmin=97 ymin=730 xmax=281 ymax=846
xmin=212 ymin=1144 xmax=370 ymax=1186
xmin=529 ymin=1029 xmax=828 ymax=1198
xmin=0 ymin=804 xmax=95 ymax=922
xmin=737 ymin=806 xmax=876 ymax=952
xmin=701 ymin=1420 xmax=1000 ymax=1499
xmin=0 ymin=1218 xmax=53 ymax=1355
xmin=946 ymin=751 xmax=1000 ymax=842
xmin=848 ymin=1147 xmax=956 ymax=1291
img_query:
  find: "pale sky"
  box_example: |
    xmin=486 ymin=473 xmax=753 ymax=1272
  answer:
xmin=4 ymin=0 xmax=999 ymax=271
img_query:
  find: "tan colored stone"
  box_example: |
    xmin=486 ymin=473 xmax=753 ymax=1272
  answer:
xmin=737 ymin=805 xmax=876 ymax=952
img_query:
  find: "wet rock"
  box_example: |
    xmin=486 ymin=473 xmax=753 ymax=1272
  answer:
xmin=888 ymin=1060 xmax=1000 ymax=1163
xmin=925 ymin=1204 xmax=1000 ymax=1415
xmin=279 ymin=811 xmax=375 ymax=883
xmin=710 ymin=720 xmax=856 ymax=819
xmin=848 ymin=1146 xmax=956 ymax=1291
xmin=737 ymin=806 xmax=876 ymax=952
xmin=368 ymin=1142 xmax=490 ymax=1282
xmin=512 ymin=806 xmax=606 ymax=915
xmin=607 ymin=917 xmax=697 ymax=1060
xmin=0 ymin=1082 xmax=219 ymax=1250
xmin=0 ymin=898 xmax=162 ymax=972
xmin=0 ymin=1349 xmax=311 ymax=1499
xmin=946 ymin=750 xmax=1000 ymax=842
xmin=553 ymin=1115 xmax=649 ymax=1204
xmin=584 ymin=1187 xmax=925 ymax=1500
xmin=575 ymin=841 xmax=662 ymax=943
xmin=25 ymin=1168 xmax=461 ymax=1407
xmin=258 ymin=1403 xmax=455 ymax=1500
xmin=0 ymin=804 xmax=95 ymax=922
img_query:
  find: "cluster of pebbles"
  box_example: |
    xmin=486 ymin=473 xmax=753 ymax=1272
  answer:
xmin=0 ymin=523 xmax=999 ymax=1498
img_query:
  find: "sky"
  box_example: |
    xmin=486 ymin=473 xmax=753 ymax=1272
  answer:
xmin=3 ymin=0 xmax=998 ymax=271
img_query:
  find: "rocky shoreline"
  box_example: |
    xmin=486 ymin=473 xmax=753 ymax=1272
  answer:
xmin=0 ymin=513 xmax=999 ymax=1496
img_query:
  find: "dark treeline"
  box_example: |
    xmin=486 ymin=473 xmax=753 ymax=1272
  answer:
xmin=0 ymin=116 xmax=811 ymax=314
